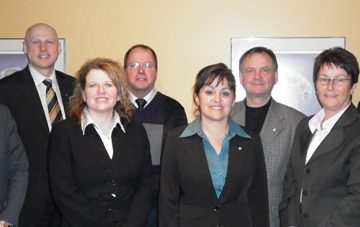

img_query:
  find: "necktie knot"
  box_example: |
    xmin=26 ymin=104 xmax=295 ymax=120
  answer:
xmin=43 ymin=79 xmax=52 ymax=88
xmin=135 ymin=98 xmax=147 ymax=110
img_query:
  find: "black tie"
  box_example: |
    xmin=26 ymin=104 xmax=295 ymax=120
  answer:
xmin=43 ymin=79 xmax=62 ymax=126
xmin=135 ymin=98 xmax=147 ymax=110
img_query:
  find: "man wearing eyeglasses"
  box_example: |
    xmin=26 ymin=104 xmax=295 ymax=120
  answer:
xmin=230 ymin=46 xmax=305 ymax=227
xmin=124 ymin=44 xmax=187 ymax=227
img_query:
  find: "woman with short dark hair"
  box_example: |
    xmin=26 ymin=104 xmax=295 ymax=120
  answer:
xmin=280 ymin=47 xmax=360 ymax=227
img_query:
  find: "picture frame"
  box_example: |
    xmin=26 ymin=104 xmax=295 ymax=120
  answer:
xmin=0 ymin=38 xmax=66 ymax=79
xmin=231 ymin=37 xmax=345 ymax=116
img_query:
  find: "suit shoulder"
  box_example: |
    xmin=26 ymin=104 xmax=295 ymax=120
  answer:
xmin=231 ymin=101 xmax=245 ymax=114
xmin=124 ymin=121 xmax=147 ymax=134
xmin=55 ymin=70 xmax=75 ymax=82
xmin=274 ymin=101 xmax=306 ymax=119
xmin=0 ymin=104 xmax=13 ymax=124
xmin=0 ymin=69 xmax=24 ymax=85
xmin=0 ymin=103 xmax=10 ymax=112
xmin=157 ymin=92 xmax=184 ymax=109
xmin=166 ymin=124 xmax=187 ymax=137
xmin=52 ymin=118 xmax=79 ymax=132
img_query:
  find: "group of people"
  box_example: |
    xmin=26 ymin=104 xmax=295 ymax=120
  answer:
xmin=0 ymin=22 xmax=359 ymax=227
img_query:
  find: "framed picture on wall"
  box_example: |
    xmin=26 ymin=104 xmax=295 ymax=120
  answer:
xmin=0 ymin=38 xmax=66 ymax=79
xmin=231 ymin=37 xmax=345 ymax=116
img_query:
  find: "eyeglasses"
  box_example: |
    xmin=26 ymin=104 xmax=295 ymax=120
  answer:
xmin=316 ymin=77 xmax=352 ymax=86
xmin=126 ymin=62 xmax=155 ymax=71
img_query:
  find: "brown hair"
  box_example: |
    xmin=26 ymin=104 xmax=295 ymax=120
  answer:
xmin=192 ymin=63 xmax=236 ymax=116
xmin=70 ymin=58 xmax=133 ymax=122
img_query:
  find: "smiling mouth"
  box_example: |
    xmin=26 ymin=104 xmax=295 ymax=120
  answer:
xmin=95 ymin=97 xmax=109 ymax=101
xmin=38 ymin=55 xmax=50 ymax=59
xmin=210 ymin=106 xmax=223 ymax=109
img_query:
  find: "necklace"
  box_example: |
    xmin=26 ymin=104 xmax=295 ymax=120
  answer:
xmin=205 ymin=133 xmax=227 ymax=139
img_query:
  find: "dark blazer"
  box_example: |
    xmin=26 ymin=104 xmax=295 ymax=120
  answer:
xmin=0 ymin=66 xmax=74 ymax=226
xmin=280 ymin=104 xmax=360 ymax=227
xmin=0 ymin=104 xmax=28 ymax=226
xmin=159 ymin=125 xmax=269 ymax=227
xmin=48 ymin=118 xmax=154 ymax=227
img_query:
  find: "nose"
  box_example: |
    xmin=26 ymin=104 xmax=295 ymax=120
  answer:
xmin=327 ymin=80 xmax=335 ymax=90
xmin=39 ymin=42 xmax=47 ymax=51
xmin=138 ymin=65 xmax=145 ymax=73
xmin=213 ymin=92 xmax=221 ymax=102
xmin=97 ymin=84 xmax=105 ymax=93
xmin=254 ymin=69 xmax=261 ymax=79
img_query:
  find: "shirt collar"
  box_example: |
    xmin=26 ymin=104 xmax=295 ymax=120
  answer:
xmin=29 ymin=64 xmax=57 ymax=87
xmin=309 ymin=103 xmax=350 ymax=133
xmin=180 ymin=116 xmax=251 ymax=139
xmin=81 ymin=107 xmax=125 ymax=135
xmin=129 ymin=88 xmax=157 ymax=108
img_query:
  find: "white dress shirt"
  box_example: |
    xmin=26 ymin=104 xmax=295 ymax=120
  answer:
xmin=129 ymin=88 xmax=157 ymax=109
xmin=306 ymin=104 xmax=350 ymax=164
xmin=81 ymin=108 xmax=125 ymax=159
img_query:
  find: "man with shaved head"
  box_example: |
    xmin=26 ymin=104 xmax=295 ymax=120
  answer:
xmin=0 ymin=23 xmax=74 ymax=227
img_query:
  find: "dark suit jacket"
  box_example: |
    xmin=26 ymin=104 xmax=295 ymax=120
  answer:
xmin=280 ymin=104 xmax=360 ymax=227
xmin=159 ymin=124 xmax=269 ymax=227
xmin=0 ymin=104 xmax=28 ymax=226
xmin=0 ymin=66 xmax=74 ymax=226
xmin=48 ymin=118 xmax=154 ymax=227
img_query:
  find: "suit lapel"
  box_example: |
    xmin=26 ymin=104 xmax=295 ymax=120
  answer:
xmin=296 ymin=122 xmax=313 ymax=164
xmin=308 ymin=128 xmax=343 ymax=163
xmin=184 ymin=135 xmax=218 ymax=200
xmin=56 ymin=71 xmax=73 ymax=118
xmin=260 ymin=100 xmax=284 ymax=145
xmin=231 ymin=100 xmax=246 ymax=126
xmin=307 ymin=105 xmax=357 ymax=164
xmin=19 ymin=67 xmax=49 ymax=133
xmin=219 ymin=137 xmax=245 ymax=202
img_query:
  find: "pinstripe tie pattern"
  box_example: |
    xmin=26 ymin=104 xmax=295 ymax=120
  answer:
xmin=43 ymin=79 xmax=62 ymax=125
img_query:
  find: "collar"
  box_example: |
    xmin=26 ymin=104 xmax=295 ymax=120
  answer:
xmin=180 ymin=116 xmax=251 ymax=139
xmin=80 ymin=107 xmax=125 ymax=135
xmin=29 ymin=65 xmax=57 ymax=87
xmin=129 ymin=88 xmax=157 ymax=108
xmin=309 ymin=103 xmax=350 ymax=133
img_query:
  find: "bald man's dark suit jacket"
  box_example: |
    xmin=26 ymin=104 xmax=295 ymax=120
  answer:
xmin=280 ymin=104 xmax=360 ymax=227
xmin=0 ymin=66 xmax=74 ymax=227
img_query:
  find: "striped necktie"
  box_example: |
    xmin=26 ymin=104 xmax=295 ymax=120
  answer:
xmin=43 ymin=79 xmax=62 ymax=125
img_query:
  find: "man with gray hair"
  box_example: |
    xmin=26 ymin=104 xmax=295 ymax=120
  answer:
xmin=231 ymin=46 xmax=305 ymax=227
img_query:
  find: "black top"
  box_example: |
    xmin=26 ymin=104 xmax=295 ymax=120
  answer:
xmin=245 ymin=98 xmax=271 ymax=134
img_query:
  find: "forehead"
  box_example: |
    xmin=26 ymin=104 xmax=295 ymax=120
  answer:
xmin=243 ymin=52 xmax=274 ymax=67
xmin=204 ymin=77 xmax=230 ymax=88
xmin=319 ymin=63 xmax=347 ymax=75
xmin=86 ymin=69 xmax=111 ymax=81
xmin=26 ymin=25 xmax=58 ymax=41
xmin=127 ymin=48 xmax=155 ymax=63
